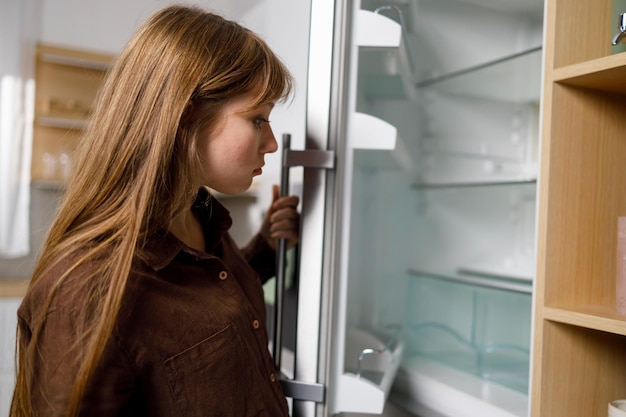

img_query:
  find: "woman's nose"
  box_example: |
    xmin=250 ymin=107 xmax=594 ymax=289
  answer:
xmin=263 ymin=126 xmax=278 ymax=154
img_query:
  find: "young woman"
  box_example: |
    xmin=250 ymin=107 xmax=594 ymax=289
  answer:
xmin=10 ymin=5 xmax=299 ymax=417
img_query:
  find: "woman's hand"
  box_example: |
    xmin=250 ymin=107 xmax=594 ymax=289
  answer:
xmin=260 ymin=184 xmax=300 ymax=251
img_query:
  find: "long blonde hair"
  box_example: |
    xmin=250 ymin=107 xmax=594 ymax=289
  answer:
xmin=10 ymin=5 xmax=293 ymax=416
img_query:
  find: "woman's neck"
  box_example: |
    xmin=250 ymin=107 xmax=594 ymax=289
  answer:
xmin=169 ymin=208 xmax=206 ymax=252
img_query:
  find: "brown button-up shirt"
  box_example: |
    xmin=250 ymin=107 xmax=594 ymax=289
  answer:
xmin=17 ymin=190 xmax=290 ymax=416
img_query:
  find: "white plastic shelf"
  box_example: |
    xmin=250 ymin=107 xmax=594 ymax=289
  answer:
xmin=349 ymin=112 xmax=411 ymax=171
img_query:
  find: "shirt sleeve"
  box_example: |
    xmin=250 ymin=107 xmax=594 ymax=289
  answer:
xmin=24 ymin=307 xmax=137 ymax=416
xmin=241 ymin=233 xmax=277 ymax=283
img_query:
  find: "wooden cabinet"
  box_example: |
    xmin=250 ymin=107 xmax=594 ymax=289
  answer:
xmin=32 ymin=44 xmax=113 ymax=185
xmin=532 ymin=1 xmax=626 ymax=416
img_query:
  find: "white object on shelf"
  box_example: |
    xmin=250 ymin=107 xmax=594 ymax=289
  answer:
xmin=609 ymin=400 xmax=626 ymax=417
xmin=334 ymin=327 xmax=405 ymax=414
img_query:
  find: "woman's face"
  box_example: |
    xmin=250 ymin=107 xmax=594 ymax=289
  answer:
xmin=198 ymin=93 xmax=278 ymax=194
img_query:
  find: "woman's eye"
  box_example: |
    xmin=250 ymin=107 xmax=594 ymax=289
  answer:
xmin=254 ymin=117 xmax=270 ymax=129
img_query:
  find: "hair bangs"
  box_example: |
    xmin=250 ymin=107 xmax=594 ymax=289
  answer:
xmin=245 ymin=34 xmax=294 ymax=110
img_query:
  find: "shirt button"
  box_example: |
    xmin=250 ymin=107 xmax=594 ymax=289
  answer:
xmin=218 ymin=271 xmax=228 ymax=280
xmin=270 ymin=372 xmax=276 ymax=382
xmin=252 ymin=319 xmax=260 ymax=329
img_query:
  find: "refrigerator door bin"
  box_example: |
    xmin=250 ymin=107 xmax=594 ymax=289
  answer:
xmin=356 ymin=9 xmax=417 ymax=100
xmin=334 ymin=326 xmax=405 ymax=414
xmin=349 ymin=112 xmax=413 ymax=171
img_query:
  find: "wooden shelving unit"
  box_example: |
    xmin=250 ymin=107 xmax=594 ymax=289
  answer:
xmin=31 ymin=44 xmax=113 ymax=184
xmin=0 ymin=280 xmax=29 ymax=298
xmin=531 ymin=0 xmax=626 ymax=415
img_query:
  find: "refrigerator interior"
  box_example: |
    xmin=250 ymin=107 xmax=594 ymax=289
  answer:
xmin=338 ymin=0 xmax=544 ymax=415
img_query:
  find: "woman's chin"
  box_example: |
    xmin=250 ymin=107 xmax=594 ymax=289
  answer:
xmin=210 ymin=181 xmax=252 ymax=196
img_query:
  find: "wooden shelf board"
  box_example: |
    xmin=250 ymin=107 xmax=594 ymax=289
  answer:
xmin=553 ymin=53 xmax=626 ymax=93
xmin=0 ymin=280 xmax=29 ymax=298
xmin=37 ymin=44 xmax=113 ymax=71
xmin=543 ymin=305 xmax=626 ymax=336
xmin=36 ymin=116 xmax=89 ymax=130
xmin=31 ymin=179 xmax=67 ymax=190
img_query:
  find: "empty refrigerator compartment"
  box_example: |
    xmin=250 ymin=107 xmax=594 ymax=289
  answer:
xmin=421 ymin=93 xmax=536 ymax=161
xmin=408 ymin=183 xmax=537 ymax=285
xmin=417 ymin=47 xmax=542 ymax=103
xmin=412 ymin=48 xmax=541 ymax=187
xmin=416 ymin=92 xmax=539 ymax=186
xmin=406 ymin=273 xmax=531 ymax=393
xmin=334 ymin=326 xmax=405 ymax=414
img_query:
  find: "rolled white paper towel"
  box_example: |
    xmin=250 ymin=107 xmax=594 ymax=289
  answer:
xmin=609 ymin=400 xmax=626 ymax=417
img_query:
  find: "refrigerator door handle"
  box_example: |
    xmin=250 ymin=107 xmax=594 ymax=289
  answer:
xmin=272 ymin=133 xmax=334 ymax=403
xmin=284 ymin=148 xmax=335 ymax=170
xmin=279 ymin=376 xmax=326 ymax=403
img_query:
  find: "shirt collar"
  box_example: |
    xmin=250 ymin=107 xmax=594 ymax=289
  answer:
xmin=137 ymin=188 xmax=233 ymax=271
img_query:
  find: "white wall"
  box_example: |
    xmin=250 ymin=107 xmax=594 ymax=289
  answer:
xmin=0 ymin=299 xmax=20 ymax=417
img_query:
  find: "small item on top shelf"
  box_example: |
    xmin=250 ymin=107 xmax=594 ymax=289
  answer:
xmin=612 ymin=12 xmax=626 ymax=44
xmin=46 ymin=98 xmax=91 ymax=118
xmin=609 ymin=399 xmax=626 ymax=417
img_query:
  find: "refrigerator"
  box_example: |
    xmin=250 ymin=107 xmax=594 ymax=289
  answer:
xmin=269 ymin=0 xmax=545 ymax=416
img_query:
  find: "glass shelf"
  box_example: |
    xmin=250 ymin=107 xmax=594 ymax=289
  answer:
xmin=418 ymin=47 xmax=543 ymax=103
xmin=408 ymin=268 xmax=533 ymax=293
xmin=412 ymin=178 xmax=537 ymax=190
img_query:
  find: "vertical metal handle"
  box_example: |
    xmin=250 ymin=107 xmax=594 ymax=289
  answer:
xmin=270 ymin=133 xmax=334 ymax=404
xmin=273 ymin=133 xmax=291 ymax=370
